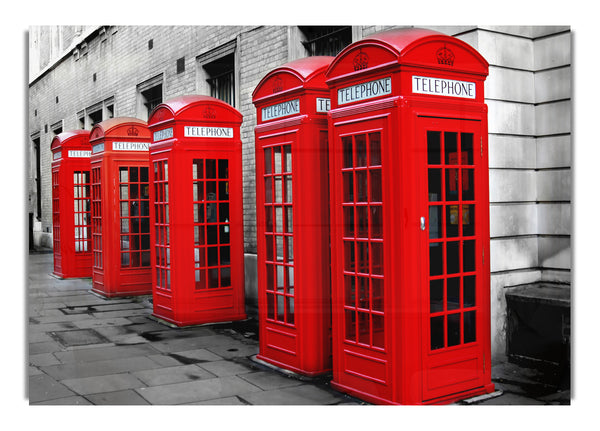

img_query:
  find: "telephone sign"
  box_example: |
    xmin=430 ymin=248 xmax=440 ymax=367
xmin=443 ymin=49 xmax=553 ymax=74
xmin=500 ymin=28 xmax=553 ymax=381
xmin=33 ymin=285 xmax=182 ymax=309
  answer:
xmin=337 ymin=76 xmax=392 ymax=104
xmin=412 ymin=75 xmax=476 ymax=98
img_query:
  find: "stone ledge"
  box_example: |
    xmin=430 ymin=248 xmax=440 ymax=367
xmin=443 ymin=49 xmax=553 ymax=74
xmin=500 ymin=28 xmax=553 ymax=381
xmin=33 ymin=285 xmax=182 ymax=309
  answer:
xmin=505 ymin=283 xmax=570 ymax=306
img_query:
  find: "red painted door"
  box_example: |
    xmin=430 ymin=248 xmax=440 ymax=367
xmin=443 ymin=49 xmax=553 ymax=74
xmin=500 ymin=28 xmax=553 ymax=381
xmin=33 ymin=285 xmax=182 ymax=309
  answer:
xmin=330 ymin=114 xmax=392 ymax=403
xmin=418 ymin=116 xmax=489 ymax=402
xmin=258 ymin=132 xmax=298 ymax=354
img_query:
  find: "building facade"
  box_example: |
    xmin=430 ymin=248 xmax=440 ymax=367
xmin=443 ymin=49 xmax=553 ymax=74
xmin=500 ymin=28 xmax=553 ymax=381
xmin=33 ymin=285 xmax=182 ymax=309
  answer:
xmin=28 ymin=25 xmax=572 ymax=361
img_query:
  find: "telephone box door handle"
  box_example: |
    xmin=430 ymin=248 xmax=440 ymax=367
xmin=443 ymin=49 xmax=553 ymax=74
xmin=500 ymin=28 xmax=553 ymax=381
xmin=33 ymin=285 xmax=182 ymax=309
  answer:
xmin=420 ymin=216 xmax=426 ymax=231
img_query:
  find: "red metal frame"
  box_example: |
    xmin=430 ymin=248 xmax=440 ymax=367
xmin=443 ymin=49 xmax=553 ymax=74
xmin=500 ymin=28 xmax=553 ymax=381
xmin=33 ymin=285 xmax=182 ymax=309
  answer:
xmin=89 ymin=118 xmax=152 ymax=298
xmin=325 ymin=28 xmax=494 ymax=404
xmin=147 ymin=95 xmax=246 ymax=327
xmin=50 ymin=130 xmax=93 ymax=279
xmin=252 ymin=56 xmax=333 ymax=376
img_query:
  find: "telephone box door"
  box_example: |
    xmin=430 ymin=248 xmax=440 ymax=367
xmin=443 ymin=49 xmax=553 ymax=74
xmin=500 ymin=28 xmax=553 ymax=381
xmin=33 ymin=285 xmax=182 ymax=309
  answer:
xmin=257 ymin=132 xmax=298 ymax=352
xmin=330 ymin=114 xmax=391 ymax=403
xmin=418 ymin=116 xmax=491 ymax=402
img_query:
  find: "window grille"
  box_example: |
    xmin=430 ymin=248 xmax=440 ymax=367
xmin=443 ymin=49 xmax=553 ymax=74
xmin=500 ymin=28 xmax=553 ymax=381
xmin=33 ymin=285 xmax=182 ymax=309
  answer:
xmin=299 ymin=26 xmax=352 ymax=57
xmin=142 ymin=85 xmax=162 ymax=119
xmin=204 ymin=53 xmax=235 ymax=106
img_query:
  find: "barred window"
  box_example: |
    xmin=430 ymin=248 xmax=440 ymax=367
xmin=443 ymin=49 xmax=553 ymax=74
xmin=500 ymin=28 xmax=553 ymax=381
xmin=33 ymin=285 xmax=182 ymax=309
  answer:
xmin=197 ymin=41 xmax=237 ymax=108
xmin=299 ymin=26 xmax=352 ymax=57
xmin=141 ymin=84 xmax=162 ymax=119
xmin=88 ymin=109 xmax=102 ymax=127
xmin=203 ymin=53 xmax=235 ymax=107
xmin=137 ymin=75 xmax=163 ymax=121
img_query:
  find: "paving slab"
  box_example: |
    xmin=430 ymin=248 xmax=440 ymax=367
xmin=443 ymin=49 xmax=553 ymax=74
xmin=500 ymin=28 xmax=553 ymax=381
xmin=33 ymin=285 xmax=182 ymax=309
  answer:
xmin=29 ymin=366 xmax=44 ymax=376
xmin=238 ymin=371 xmax=305 ymax=391
xmin=71 ymin=302 xmax=146 ymax=313
xmin=72 ymin=317 xmax=133 ymax=329
xmin=49 ymin=328 xmax=111 ymax=347
xmin=167 ymin=348 xmax=224 ymax=364
xmin=29 ymin=292 xmax=53 ymax=298
xmin=56 ymin=295 xmax=123 ymax=307
xmin=63 ymin=342 xmax=117 ymax=351
xmin=198 ymin=359 xmax=255 ymax=377
xmin=85 ymin=389 xmax=151 ymax=405
xmin=90 ymin=309 xmax=150 ymax=319
xmin=108 ymin=334 xmax=149 ymax=345
xmin=29 ymin=374 xmax=76 ymax=403
xmin=32 ymin=395 xmax=93 ymax=405
xmin=140 ymin=326 xmax=218 ymax=340
xmin=29 ymin=352 xmax=62 ymax=367
xmin=145 ymin=354 xmax=186 ymax=367
xmin=240 ymin=384 xmax=349 ymax=405
xmin=90 ymin=325 xmax=135 ymax=338
xmin=28 ymin=332 xmax=54 ymax=344
xmin=28 ymin=307 xmax=67 ymax=318
xmin=43 ymin=290 xmax=92 ymax=298
xmin=132 ymin=364 xmax=216 ymax=386
xmin=95 ymin=331 xmax=148 ymax=344
xmin=29 ymin=340 xmax=64 ymax=355
xmin=27 ymin=299 xmax=68 ymax=309
xmin=206 ymin=343 xmax=259 ymax=359
xmin=492 ymin=380 xmax=529 ymax=396
xmin=121 ymin=320 xmax=172 ymax=333
xmin=28 ymin=321 xmax=79 ymax=334
xmin=149 ymin=334 xmax=234 ymax=353
xmin=475 ymin=392 xmax=547 ymax=405
xmin=61 ymin=372 xmax=146 ymax=395
xmin=188 ymin=396 xmax=249 ymax=405
xmin=34 ymin=313 xmax=97 ymax=325
xmin=125 ymin=315 xmax=162 ymax=325
xmin=40 ymin=355 xmax=164 ymax=380
xmin=52 ymin=343 xmax=160 ymax=364
xmin=136 ymin=375 xmax=262 ymax=405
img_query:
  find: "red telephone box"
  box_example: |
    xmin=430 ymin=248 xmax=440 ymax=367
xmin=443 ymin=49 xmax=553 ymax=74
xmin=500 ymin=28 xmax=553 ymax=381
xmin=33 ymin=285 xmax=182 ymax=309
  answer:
xmin=147 ymin=95 xmax=246 ymax=326
xmin=89 ymin=118 xmax=152 ymax=298
xmin=50 ymin=130 xmax=92 ymax=279
xmin=325 ymin=28 xmax=494 ymax=404
xmin=252 ymin=56 xmax=333 ymax=376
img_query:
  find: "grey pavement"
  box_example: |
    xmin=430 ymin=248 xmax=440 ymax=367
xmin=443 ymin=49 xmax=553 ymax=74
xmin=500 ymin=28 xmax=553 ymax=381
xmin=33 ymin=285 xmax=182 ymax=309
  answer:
xmin=27 ymin=251 xmax=570 ymax=406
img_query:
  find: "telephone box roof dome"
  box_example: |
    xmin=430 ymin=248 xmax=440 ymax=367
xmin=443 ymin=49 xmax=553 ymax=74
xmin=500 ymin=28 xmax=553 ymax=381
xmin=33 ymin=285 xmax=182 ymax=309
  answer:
xmin=326 ymin=27 xmax=488 ymax=81
xmin=89 ymin=117 xmax=150 ymax=141
xmin=358 ymin=27 xmax=447 ymax=53
xmin=148 ymin=95 xmax=242 ymax=126
xmin=276 ymin=56 xmax=334 ymax=79
xmin=252 ymin=56 xmax=334 ymax=101
xmin=51 ymin=129 xmax=90 ymax=150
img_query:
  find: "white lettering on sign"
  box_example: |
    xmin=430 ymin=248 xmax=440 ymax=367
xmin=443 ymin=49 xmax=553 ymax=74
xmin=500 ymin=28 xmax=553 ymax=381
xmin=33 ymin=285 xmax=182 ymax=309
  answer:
xmin=316 ymin=98 xmax=330 ymax=112
xmin=153 ymin=127 xmax=174 ymax=142
xmin=412 ymin=76 xmax=476 ymax=99
xmin=184 ymin=126 xmax=234 ymax=138
xmin=92 ymin=143 xmax=104 ymax=154
xmin=261 ymin=98 xmax=300 ymax=121
xmin=68 ymin=150 xmax=91 ymax=158
xmin=338 ymin=77 xmax=392 ymax=105
xmin=112 ymin=141 xmax=150 ymax=151
xmin=53 ymin=151 xmax=62 ymax=160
